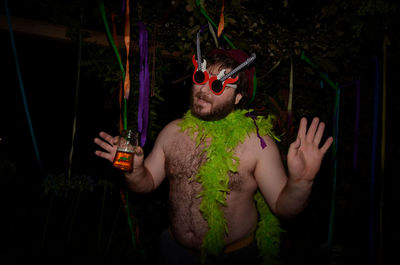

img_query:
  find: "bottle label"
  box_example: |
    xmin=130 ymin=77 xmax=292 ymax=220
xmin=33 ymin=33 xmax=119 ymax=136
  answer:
xmin=113 ymin=151 xmax=134 ymax=172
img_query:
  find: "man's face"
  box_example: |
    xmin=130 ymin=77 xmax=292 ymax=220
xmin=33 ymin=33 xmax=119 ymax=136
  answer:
xmin=191 ymin=65 xmax=242 ymax=121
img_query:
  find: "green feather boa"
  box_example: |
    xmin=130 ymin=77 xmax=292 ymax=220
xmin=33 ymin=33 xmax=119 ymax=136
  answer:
xmin=179 ymin=109 xmax=283 ymax=264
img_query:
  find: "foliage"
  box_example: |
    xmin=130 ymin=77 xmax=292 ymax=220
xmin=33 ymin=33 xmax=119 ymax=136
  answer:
xmin=9 ymin=0 xmax=398 ymax=124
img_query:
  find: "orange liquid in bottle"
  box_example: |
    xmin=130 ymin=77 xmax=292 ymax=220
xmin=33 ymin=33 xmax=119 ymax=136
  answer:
xmin=113 ymin=150 xmax=134 ymax=172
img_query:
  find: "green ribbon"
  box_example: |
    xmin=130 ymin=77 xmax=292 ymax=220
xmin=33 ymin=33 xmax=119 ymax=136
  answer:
xmin=98 ymin=1 xmax=136 ymax=249
xmin=300 ymin=51 xmax=340 ymax=253
xmin=98 ymin=1 xmax=128 ymax=130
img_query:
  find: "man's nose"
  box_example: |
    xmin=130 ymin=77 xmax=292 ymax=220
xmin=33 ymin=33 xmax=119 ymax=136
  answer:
xmin=199 ymin=82 xmax=210 ymax=93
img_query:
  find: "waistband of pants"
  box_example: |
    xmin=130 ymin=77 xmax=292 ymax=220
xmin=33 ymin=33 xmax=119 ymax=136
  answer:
xmin=168 ymin=227 xmax=255 ymax=254
xmin=223 ymin=232 xmax=255 ymax=253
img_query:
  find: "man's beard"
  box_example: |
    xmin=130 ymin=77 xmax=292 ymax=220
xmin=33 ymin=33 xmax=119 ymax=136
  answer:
xmin=190 ymin=90 xmax=236 ymax=121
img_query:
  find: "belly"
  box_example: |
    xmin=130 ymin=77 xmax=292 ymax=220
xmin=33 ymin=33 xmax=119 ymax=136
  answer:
xmin=168 ymin=179 xmax=208 ymax=248
xmin=164 ymin=132 xmax=259 ymax=249
xmin=168 ymin=179 xmax=259 ymax=249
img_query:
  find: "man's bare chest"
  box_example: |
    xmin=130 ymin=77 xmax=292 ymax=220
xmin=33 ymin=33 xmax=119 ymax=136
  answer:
xmin=164 ymin=134 xmax=205 ymax=181
xmin=164 ymin=132 xmax=256 ymax=193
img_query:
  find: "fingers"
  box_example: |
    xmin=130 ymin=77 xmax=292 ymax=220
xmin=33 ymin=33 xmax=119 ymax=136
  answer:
xmin=305 ymin=117 xmax=319 ymax=143
xmin=320 ymin=136 xmax=334 ymax=154
xmin=297 ymin=117 xmax=307 ymax=140
xmin=313 ymin=120 xmax=325 ymax=146
xmin=297 ymin=117 xmax=332 ymax=152
xmin=133 ymin=146 xmax=145 ymax=169
xmin=94 ymin=131 xmax=118 ymax=162
xmin=99 ymin=131 xmax=115 ymax=145
xmin=134 ymin=145 xmax=144 ymax=156
xmin=94 ymin=150 xmax=112 ymax=160
xmin=287 ymin=137 xmax=301 ymax=158
xmin=290 ymin=137 xmax=301 ymax=150
xmin=94 ymin=137 xmax=113 ymax=152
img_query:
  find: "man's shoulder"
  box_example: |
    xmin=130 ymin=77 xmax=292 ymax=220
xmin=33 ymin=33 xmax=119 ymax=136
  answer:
xmin=158 ymin=119 xmax=184 ymax=137
xmin=164 ymin=119 xmax=183 ymax=131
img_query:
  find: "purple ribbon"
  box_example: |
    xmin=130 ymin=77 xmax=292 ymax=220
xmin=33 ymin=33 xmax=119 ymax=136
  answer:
xmin=138 ymin=22 xmax=149 ymax=146
xmin=200 ymin=23 xmax=208 ymax=33
xmin=121 ymin=0 xmax=126 ymax=16
xmin=245 ymin=112 xmax=267 ymax=149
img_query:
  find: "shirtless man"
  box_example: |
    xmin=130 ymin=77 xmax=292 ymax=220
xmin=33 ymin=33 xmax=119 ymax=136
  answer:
xmin=94 ymin=49 xmax=333 ymax=265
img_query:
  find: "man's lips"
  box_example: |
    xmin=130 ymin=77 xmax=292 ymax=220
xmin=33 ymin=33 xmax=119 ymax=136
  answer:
xmin=196 ymin=97 xmax=210 ymax=105
xmin=195 ymin=93 xmax=212 ymax=106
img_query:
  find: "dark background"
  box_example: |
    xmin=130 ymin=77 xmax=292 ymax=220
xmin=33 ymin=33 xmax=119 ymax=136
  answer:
xmin=1 ymin=1 xmax=400 ymax=265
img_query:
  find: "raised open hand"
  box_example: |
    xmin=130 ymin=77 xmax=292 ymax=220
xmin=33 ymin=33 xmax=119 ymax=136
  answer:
xmin=287 ymin=117 xmax=333 ymax=182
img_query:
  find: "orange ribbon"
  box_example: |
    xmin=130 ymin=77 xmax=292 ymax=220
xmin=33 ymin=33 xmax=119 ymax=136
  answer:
xmin=111 ymin=12 xmax=119 ymax=48
xmin=217 ymin=0 xmax=224 ymax=37
xmin=123 ymin=0 xmax=131 ymax=99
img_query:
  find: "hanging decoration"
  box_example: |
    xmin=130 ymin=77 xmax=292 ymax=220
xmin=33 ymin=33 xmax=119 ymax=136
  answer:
xmin=98 ymin=0 xmax=142 ymax=250
xmin=123 ymin=0 xmax=131 ymax=100
xmin=138 ymin=22 xmax=150 ymax=147
xmin=379 ymin=36 xmax=390 ymax=264
xmin=99 ymin=1 xmax=128 ymax=130
xmin=217 ymin=0 xmax=224 ymax=37
xmin=196 ymin=0 xmax=235 ymax=48
xmin=68 ymin=11 xmax=83 ymax=182
xmin=111 ymin=12 xmax=125 ymax=133
xmin=5 ymin=0 xmax=43 ymax=171
xmin=208 ymin=21 xmax=219 ymax=48
xmin=370 ymin=56 xmax=380 ymax=262
xmin=300 ymin=51 xmax=340 ymax=254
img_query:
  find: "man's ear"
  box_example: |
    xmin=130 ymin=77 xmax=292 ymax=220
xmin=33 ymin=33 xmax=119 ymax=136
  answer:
xmin=235 ymin=93 xmax=243 ymax=105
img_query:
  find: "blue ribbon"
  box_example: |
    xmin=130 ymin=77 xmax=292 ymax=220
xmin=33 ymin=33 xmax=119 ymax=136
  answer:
xmin=5 ymin=0 xmax=42 ymax=170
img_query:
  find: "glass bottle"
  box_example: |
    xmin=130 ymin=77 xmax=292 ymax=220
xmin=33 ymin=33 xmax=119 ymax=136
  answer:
xmin=113 ymin=130 xmax=138 ymax=172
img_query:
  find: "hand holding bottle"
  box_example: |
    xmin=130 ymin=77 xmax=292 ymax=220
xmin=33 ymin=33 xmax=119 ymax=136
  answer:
xmin=94 ymin=130 xmax=139 ymax=172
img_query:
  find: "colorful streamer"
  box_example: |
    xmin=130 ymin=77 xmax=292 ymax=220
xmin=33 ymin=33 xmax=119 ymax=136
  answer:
xmin=138 ymin=22 xmax=150 ymax=147
xmin=99 ymin=2 xmax=125 ymax=78
xmin=123 ymin=0 xmax=131 ymax=99
xmin=300 ymin=52 xmax=340 ymax=253
xmin=98 ymin=1 xmax=128 ymax=130
xmin=68 ymin=13 xmax=83 ymax=182
xmin=195 ymin=0 xmax=235 ymax=49
xmin=217 ymin=0 xmax=225 ymax=37
xmin=329 ymin=86 xmax=340 ymax=251
xmin=98 ymin=1 xmax=138 ymax=249
xmin=381 ymin=37 xmax=389 ymax=170
xmin=370 ymin=56 xmax=380 ymax=262
xmin=208 ymin=21 xmax=219 ymax=48
xmin=379 ymin=36 xmax=390 ymax=264
xmin=5 ymin=0 xmax=42 ymax=170
xmin=111 ymin=12 xmax=125 ymax=133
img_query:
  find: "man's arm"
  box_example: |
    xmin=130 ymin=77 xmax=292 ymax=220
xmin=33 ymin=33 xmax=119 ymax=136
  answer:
xmin=254 ymin=117 xmax=333 ymax=217
xmin=124 ymin=121 xmax=174 ymax=193
xmin=94 ymin=120 xmax=179 ymax=193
